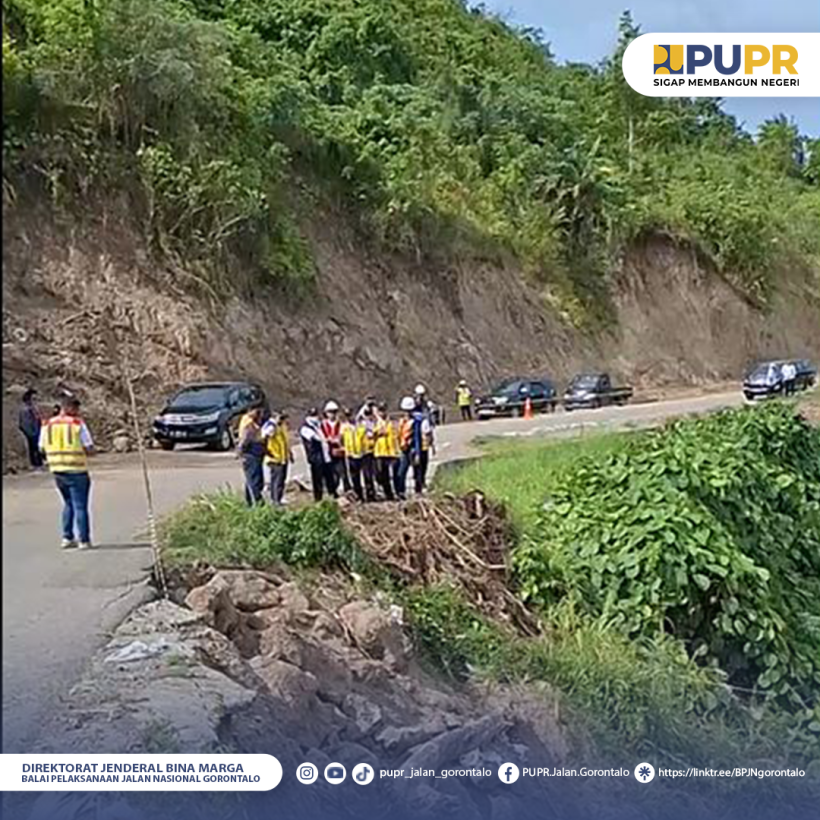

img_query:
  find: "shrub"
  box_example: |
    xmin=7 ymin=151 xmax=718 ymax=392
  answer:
xmin=513 ymin=404 xmax=820 ymax=706
xmin=161 ymin=491 xmax=370 ymax=573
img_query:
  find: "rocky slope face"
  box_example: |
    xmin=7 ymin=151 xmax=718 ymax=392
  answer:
xmin=4 ymin=192 xmax=819 ymax=469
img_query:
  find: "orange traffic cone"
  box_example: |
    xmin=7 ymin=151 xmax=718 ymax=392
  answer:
xmin=523 ymin=396 xmax=533 ymax=419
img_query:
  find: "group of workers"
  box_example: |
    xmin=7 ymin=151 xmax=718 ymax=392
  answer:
xmin=19 ymin=378 xmax=476 ymax=550
xmin=236 ymin=384 xmax=440 ymax=506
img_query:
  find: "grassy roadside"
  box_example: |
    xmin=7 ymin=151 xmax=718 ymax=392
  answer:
xmin=160 ymin=404 xmax=820 ymax=771
xmin=435 ymin=431 xmax=631 ymax=532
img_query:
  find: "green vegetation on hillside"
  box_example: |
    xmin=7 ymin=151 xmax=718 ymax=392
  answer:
xmin=4 ymin=1 xmax=819 ymax=311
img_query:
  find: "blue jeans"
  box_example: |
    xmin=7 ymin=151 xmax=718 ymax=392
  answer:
xmin=54 ymin=472 xmax=91 ymax=543
xmin=242 ymin=456 xmax=264 ymax=505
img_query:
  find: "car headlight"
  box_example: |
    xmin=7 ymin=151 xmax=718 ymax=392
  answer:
xmin=494 ymin=396 xmax=509 ymax=404
xmin=197 ymin=411 xmax=221 ymax=423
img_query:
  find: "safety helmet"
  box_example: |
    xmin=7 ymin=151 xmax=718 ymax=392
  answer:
xmin=414 ymin=383 xmax=427 ymax=396
xmin=324 ymin=400 xmax=339 ymax=413
xmin=459 ymin=379 xmax=467 ymax=386
xmin=400 ymin=396 xmax=416 ymax=411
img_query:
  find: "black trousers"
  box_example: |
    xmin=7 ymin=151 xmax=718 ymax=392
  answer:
xmin=376 ymin=457 xmax=398 ymax=501
xmin=347 ymin=458 xmax=364 ymax=501
xmin=360 ymin=453 xmax=377 ymax=501
xmin=309 ymin=462 xmax=338 ymax=502
xmin=414 ymin=450 xmax=430 ymax=494
xmin=784 ymin=379 xmax=796 ymax=396
xmin=24 ymin=433 xmax=43 ymax=468
xmin=331 ymin=455 xmax=351 ymax=492
xmin=268 ymin=462 xmax=288 ymax=505
xmin=460 ymin=405 xmax=472 ymax=421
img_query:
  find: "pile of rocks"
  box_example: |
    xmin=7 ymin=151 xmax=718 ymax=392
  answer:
xmin=34 ymin=568 xmax=588 ymax=819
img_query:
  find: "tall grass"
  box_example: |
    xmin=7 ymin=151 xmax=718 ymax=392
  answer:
xmin=160 ymin=491 xmax=371 ymax=574
xmin=437 ymin=431 xmax=630 ymax=532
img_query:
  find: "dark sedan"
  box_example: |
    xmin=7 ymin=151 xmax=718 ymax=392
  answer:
xmin=475 ymin=378 xmax=557 ymax=419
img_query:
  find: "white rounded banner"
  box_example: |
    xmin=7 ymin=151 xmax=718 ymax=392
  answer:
xmin=623 ymin=33 xmax=820 ymax=96
xmin=2 ymin=754 xmax=282 ymax=791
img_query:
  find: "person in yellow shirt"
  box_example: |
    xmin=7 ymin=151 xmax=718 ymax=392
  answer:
xmin=341 ymin=407 xmax=364 ymax=501
xmin=374 ymin=402 xmax=400 ymax=501
xmin=357 ymin=404 xmax=378 ymax=502
xmin=237 ymin=404 xmax=266 ymax=505
xmin=261 ymin=411 xmax=293 ymax=505
xmin=456 ymin=379 xmax=473 ymax=421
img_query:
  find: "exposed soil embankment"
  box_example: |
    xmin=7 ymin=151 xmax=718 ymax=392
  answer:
xmin=4 ymin=191 xmax=820 ymax=470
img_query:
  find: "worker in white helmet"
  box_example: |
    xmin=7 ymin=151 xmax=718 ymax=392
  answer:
xmin=321 ymin=400 xmax=347 ymax=493
xmin=456 ymin=379 xmax=473 ymax=421
xmin=398 ymin=395 xmax=433 ymax=496
xmin=414 ymin=382 xmax=443 ymax=427
xmin=396 ymin=396 xmax=416 ymax=500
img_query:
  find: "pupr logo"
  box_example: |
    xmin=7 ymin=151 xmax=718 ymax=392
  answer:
xmin=623 ymin=32 xmax=820 ymax=97
xmin=653 ymin=44 xmax=797 ymax=75
xmin=653 ymin=45 xmax=683 ymax=74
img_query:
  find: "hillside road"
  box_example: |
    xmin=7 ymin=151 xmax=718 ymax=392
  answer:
xmin=2 ymin=389 xmax=743 ymax=752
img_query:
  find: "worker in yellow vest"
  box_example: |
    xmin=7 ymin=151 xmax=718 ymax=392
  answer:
xmin=341 ymin=407 xmax=364 ymax=501
xmin=374 ymin=402 xmax=400 ymax=501
xmin=456 ymin=379 xmax=473 ymax=421
xmin=261 ymin=411 xmax=293 ymax=505
xmin=39 ymin=395 xmax=95 ymax=549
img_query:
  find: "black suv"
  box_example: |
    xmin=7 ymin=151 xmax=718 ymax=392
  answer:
xmin=475 ymin=378 xmax=558 ymax=418
xmin=153 ymin=382 xmax=269 ymax=451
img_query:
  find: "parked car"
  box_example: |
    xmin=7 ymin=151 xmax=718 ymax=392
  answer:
xmin=563 ymin=373 xmax=633 ymax=411
xmin=153 ymin=381 xmax=269 ymax=451
xmin=793 ymin=358 xmax=818 ymax=390
xmin=475 ymin=378 xmax=558 ymax=419
xmin=743 ymin=359 xmax=817 ymax=400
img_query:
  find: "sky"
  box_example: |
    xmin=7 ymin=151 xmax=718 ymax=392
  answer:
xmin=483 ymin=0 xmax=820 ymax=136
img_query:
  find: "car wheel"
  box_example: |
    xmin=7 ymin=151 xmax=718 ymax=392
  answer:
xmin=159 ymin=440 xmax=175 ymax=451
xmin=217 ymin=426 xmax=234 ymax=452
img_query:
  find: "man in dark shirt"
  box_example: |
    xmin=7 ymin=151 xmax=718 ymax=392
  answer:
xmin=18 ymin=388 xmax=43 ymax=469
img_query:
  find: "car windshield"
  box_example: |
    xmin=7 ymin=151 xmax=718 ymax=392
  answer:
xmin=494 ymin=380 xmax=524 ymax=396
xmin=748 ymin=364 xmax=779 ymax=381
xmin=570 ymin=375 xmax=599 ymax=390
xmin=169 ymin=386 xmax=230 ymax=409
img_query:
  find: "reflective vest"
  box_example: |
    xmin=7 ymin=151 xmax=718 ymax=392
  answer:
xmin=456 ymin=386 xmax=472 ymax=407
xmin=398 ymin=418 xmax=413 ymax=452
xmin=341 ymin=422 xmax=361 ymax=459
xmin=265 ymin=424 xmax=290 ymax=465
xmin=357 ymin=420 xmax=375 ymax=455
xmin=374 ymin=418 xmax=399 ymax=458
xmin=42 ymin=414 xmax=88 ymax=473
xmin=321 ymin=419 xmax=343 ymax=457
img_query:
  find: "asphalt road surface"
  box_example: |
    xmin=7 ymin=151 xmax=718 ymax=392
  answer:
xmin=2 ymin=390 xmax=743 ymax=752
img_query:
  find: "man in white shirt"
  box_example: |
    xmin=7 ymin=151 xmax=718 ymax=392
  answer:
xmin=300 ymin=410 xmax=336 ymax=502
xmin=781 ymin=361 xmax=797 ymax=396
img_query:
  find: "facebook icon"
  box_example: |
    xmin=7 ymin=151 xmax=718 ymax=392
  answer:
xmin=498 ymin=762 xmax=520 ymax=784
